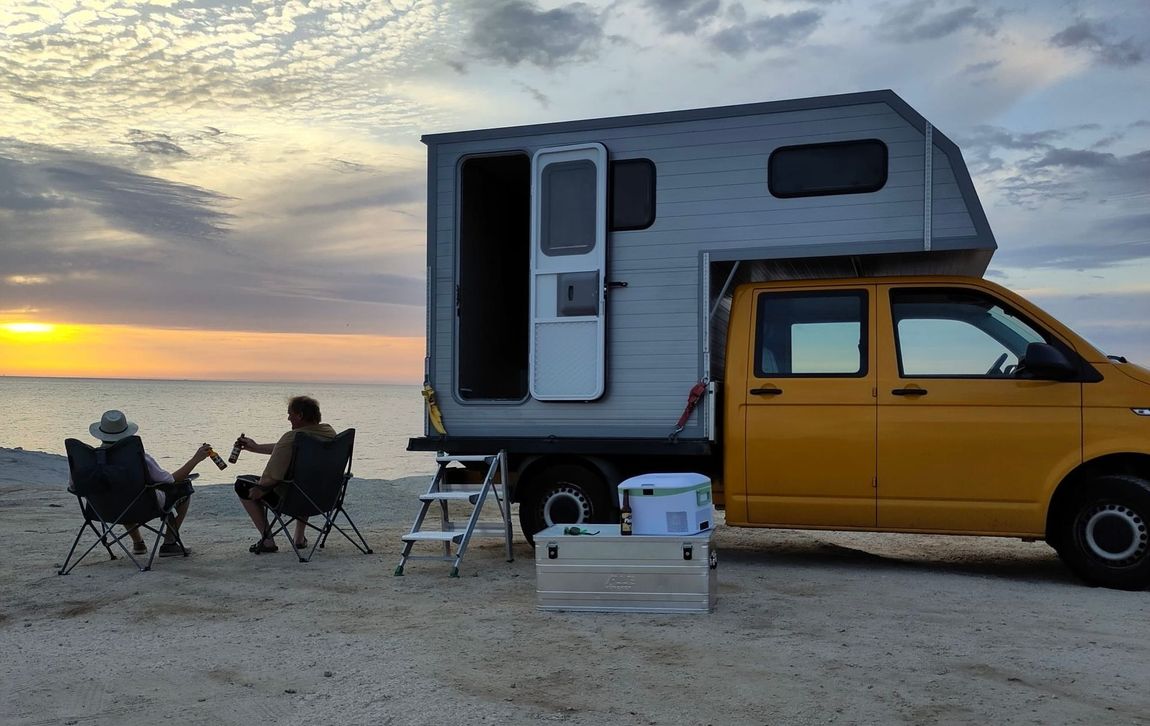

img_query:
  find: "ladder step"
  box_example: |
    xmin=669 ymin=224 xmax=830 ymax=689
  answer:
xmin=402 ymin=531 xmax=465 ymax=542
xmin=436 ymin=454 xmax=494 ymax=463
xmin=420 ymin=491 xmax=480 ymax=502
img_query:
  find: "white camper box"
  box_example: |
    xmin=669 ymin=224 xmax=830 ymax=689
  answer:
xmin=410 ymin=90 xmax=996 ymax=539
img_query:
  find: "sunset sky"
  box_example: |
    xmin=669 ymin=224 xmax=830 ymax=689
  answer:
xmin=1 ymin=0 xmax=1148 ymax=382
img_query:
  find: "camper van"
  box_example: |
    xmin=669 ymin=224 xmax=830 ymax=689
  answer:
xmin=408 ymin=90 xmax=1150 ymax=589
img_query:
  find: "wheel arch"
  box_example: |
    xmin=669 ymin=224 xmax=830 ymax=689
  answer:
xmin=1046 ymin=453 xmax=1150 ymax=541
xmin=513 ymin=454 xmax=622 ymax=510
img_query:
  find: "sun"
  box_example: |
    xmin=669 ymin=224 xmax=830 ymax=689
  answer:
xmin=3 ymin=323 xmax=56 ymax=334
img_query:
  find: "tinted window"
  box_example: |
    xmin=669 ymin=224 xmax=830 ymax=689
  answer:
xmin=755 ymin=291 xmax=867 ymax=377
xmin=541 ymin=160 xmax=596 ymax=256
xmin=769 ymin=139 xmax=887 ymax=198
xmin=611 ymin=159 xmax=656 ymax=231
xmin=891 ymin=289 xmax=1049 ymax=377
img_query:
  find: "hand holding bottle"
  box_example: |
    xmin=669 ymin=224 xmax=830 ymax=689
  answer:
xmin=228 ymin=433 xmax=245 ymax=464
xmin=204 ymin=444 xmax=228 ymax=470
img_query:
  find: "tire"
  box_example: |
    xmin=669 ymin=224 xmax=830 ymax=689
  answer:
xmin=1055 ymin=474 xmax=1150 ymax=590
xmin=517 ymin=464 xmax=611 ymax=546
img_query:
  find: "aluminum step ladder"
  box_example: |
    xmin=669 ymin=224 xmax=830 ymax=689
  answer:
xmin=394 ymin=451 xmax=513 ymax=577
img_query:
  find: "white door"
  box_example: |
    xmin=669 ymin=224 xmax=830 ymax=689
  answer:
xmin=529 ymin=143 xmax=608 ymax=401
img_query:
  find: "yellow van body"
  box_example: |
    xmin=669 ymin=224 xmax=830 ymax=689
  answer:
xmin=723 ymin=276 xmax=1150 ymax=587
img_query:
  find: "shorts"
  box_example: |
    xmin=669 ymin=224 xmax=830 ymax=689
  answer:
xmin=155 ymin=479 xmax=195 ymax=510
xmin=234 ymin=474 xmax=280 ymax=507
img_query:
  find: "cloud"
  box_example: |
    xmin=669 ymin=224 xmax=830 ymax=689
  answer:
xmin=1050 ymin=20 xmax=1144 ymax=67
xmin=960 ymin=59 xmax=1001 ymax=76
xmin=875 ymin=1 xmax=1001 ymax=43
xmin=643 ymin=0 xmax=722 ymax=34
xmin=0 ymin=141 xmax=232 ymax=241
xmin=516 ymin=82 xmax=551 ymax=107
xmin=0 ymin=138 xmax=425 ymax=337
xmin=959 ymin=124 xmax=1149 ymax=207
xmin=465 ymin=1 xmax=605 ymax=68
xmin=708 ymin=9 xmax=822 ymax=58
xmin=995 ymin=240 xmax=1150 ymax=270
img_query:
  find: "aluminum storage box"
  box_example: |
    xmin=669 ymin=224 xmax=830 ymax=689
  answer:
xmin=535 ymin=524 xmax=717 ymax=613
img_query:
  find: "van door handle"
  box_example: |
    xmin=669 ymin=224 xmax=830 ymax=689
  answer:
xmin=891 ymin=387 xmax=928 ymax=396
xmin=750 ymin=387 xmax=783 ymax=396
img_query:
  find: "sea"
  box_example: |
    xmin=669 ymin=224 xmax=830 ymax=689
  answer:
xmin=0 ymin=377 xmax=431 ymax=483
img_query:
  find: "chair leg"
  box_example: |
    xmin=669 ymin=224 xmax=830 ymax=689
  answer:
xmin=58 ymin=524 xmax=88 ymax=575
xmin=322 ymin=509 xmax=373 ymax=554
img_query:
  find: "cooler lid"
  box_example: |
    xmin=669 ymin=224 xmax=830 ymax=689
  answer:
xmin=619 ymin=472 xmax=710 ymax=494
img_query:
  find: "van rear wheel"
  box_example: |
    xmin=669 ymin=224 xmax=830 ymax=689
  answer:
xmin=1056 ymin=474 xmax=1150 ymax=590
xmin=518 ymin=464 xmax=610 ymax=546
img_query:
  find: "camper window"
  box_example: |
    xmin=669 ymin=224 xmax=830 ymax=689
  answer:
xmin=610 ymin=159 xmax=656 ymax=231
xmin=754 ymin=290 xmax=868 ymax=377
xmin=541 ymin=160 xmax=597 ymax=256
xmin=768 ymin=139 xmax=887 ymax=198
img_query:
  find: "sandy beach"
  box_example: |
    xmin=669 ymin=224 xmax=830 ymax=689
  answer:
xmin=2 ymin=445 xmax=1149 ymax=725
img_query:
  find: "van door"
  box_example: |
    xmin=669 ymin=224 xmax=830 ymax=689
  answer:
xmin=529 ymin=143 xmax=608 ymax=401
xmin=744 ymin=286 xmax=877 ymax=527
xmin=876 ymin=284 xmax=1082 ymax=535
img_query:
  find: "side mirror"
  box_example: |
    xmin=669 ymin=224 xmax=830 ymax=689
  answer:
xmin=1019 ymin=342 xmax=1076 ymax=380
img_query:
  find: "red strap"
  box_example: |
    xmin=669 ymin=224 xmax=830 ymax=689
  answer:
xmin=674 ymin=381 xmax=708 ymax=430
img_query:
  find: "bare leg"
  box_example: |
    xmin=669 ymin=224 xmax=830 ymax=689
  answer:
xmin=241 ymin=498 xmax=275 ymax=546
xmin=294 ymin=518 xmax=308 ymax=547
xmin=126 ymin=525 xmax=145 ymax=547
xmin=164 ymin=499 xmax=191 ymax=545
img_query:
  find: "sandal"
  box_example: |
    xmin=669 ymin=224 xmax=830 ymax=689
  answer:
xmin=132 ymin=541 xmax=148 ymax=554
xmin=294 ymin=538 xmax=308 ymax=550
xmin=249 ymin=541 xmax=278 ymax=554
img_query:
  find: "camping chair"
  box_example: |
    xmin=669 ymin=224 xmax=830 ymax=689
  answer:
xmin=60 ymin=436 xmax=192 ymax=574
xmin=259 ymin=428 xmax=373 ymax=562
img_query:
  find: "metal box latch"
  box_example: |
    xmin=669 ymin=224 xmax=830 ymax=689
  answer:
xmin=547 ymin=543 xmax=558 ymax=559
xmin=682 ymin=544 xmax=693 ymax=561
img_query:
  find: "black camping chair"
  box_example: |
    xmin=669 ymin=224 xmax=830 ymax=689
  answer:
xmin=260 ymin=428 xmax=373 ymax=562
xmin=60 ymin=436 xmax=192 ymax=574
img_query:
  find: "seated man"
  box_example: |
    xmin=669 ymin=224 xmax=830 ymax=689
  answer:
xmin=79 ymin=410 xmax=211 ymax=556
xmin=233 ymin=395 xmax=336 ymax=553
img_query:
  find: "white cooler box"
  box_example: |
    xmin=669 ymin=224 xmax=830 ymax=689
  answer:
xmin=535 ymin=524 xmax=717 ymax=613
xmin=618 ymin=473 xmax=713 ymax=536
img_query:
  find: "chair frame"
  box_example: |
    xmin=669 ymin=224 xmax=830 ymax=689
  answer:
xmin=60 ymin=436 xmax=191 ymax=574
xmin=258 ymin=429 xmax=373 ymax=562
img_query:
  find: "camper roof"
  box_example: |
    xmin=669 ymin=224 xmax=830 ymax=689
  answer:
xmin=422 ymin=89 xmax=933 ymax=146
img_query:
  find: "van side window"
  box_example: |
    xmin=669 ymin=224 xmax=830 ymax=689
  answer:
xmin=754 ymin=291 xmax=867 ymax=377
xmin=610 ymin=159 xmax=655 ymax=231
xmin=891 ymin=289 xmax=1049 ymax=378
xmin=768 ymin=139 xmax=887 ymax=198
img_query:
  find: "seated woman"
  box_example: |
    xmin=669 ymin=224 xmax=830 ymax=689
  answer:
xmin=81 ymin=410 xmax=211 ymax=556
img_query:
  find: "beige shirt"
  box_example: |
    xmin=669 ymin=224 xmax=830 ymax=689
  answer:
xmin=262 ymin=423 xmax=337 ymax=483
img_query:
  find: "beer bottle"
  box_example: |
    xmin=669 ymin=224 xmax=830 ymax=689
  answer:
xmin=620 ymin=490 xmax=633 ymax=536
xmin=205 ymin=444 xmax=228 ymax=470
xmin=228 ymin=433 xmax=244 ymax=464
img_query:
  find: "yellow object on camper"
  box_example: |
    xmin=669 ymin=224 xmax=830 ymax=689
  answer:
xmin=422 ymin=384 xmax=447 ymax=435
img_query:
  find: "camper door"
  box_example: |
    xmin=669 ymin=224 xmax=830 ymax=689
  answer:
xmin=529 ymin=143 xmax=608 ymax=401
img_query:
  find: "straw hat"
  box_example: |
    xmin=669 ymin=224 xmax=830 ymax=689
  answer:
xmin=89 ymin=410 xmax=139 ymax=442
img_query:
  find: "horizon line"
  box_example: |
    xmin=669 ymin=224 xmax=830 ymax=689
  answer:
xmin=0 ymin=373 xmax=421 ymax=387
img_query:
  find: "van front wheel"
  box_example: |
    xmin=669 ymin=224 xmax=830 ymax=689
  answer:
xmin=518 ymin=464 xmax=610 ymax=546
xmin=1057 ymin=474 xmax=1150 ymax=590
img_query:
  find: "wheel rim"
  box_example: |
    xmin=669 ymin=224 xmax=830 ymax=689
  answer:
xmin=539 ymin=484 xmax=592 ymax=527
xmin=1081 ymin=503 xmax=1148 ymax=564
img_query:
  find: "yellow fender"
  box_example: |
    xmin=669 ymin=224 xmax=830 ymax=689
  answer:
xmin=422 ymin=384 xmax=447 ymax=435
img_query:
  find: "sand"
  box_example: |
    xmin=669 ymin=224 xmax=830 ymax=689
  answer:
xmin=2 ymin=446 xmax=1148 ymax=725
